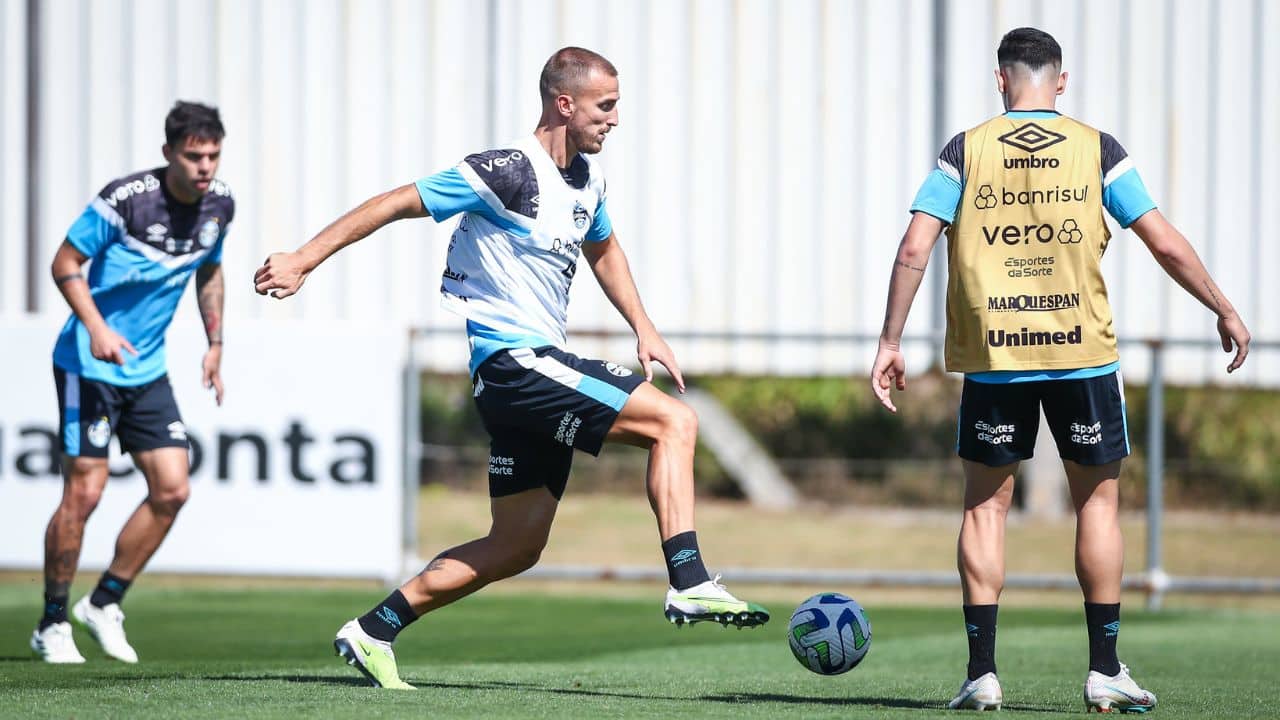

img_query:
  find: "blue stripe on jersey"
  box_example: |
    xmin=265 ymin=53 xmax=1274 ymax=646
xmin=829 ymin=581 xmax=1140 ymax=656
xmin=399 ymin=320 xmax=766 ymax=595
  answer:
xmin=205 ymin=234 xmax=225 ymax=265
xmin=416 ymin=168 xmax=488 ymax=221
xmin=1102 ymin=168 xmax=1157 ymax=228
xmin=576 ymin=374 xmax=630 ymax=412
xmin=586 ymin=198 xmax=612 ymax=242
xmin=66 ymin=204 xmax=122 ymax=257
xmin=966 ymin=360 xmax=1121 ymax=384
xmin=466 ymin=320 xmax=556 ymax=376
xmin=910 ymin=168 xmax=963 ymax=224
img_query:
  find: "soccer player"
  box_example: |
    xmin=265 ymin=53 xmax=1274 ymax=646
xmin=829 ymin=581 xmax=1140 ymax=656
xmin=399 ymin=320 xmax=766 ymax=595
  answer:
xmin=253 ymin=47 xmax=769 ymax=690
xmin=870 ymin=28 xmax=1249 ymax=712
xmin=31 ymin=101 xmax=233 ymax=664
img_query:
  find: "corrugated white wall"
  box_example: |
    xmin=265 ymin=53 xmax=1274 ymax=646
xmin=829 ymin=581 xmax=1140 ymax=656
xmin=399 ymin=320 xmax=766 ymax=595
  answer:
xmin=2 ymin=0 xmax=1275 ymax=382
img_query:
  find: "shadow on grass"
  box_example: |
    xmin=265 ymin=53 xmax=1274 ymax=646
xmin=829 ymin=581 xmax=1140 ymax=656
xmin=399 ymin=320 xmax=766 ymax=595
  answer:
xmin=701 ymin=693 xmax=1071 ymax=714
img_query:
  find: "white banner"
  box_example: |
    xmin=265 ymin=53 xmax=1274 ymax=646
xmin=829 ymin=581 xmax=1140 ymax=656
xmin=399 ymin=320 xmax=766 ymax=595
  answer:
xmin=0 ymin=316 xmax=405 ymax=581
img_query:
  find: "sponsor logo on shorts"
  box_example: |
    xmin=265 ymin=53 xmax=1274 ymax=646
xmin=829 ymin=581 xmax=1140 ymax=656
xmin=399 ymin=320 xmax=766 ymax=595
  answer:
xmin=1070 ymin=421 xmax=1104 ymax=445
xmin=167 ymin=421 xmax=187 ymax=441
xmin=489 ymin=455 xmax=514 ymax=476
xmin=87 ymin=417 xmax=112 ymax=448
xmin=987 ymin=325 xmax=1082 ymax=348
xmin=473 ymin=376 xmax=485 ymax=397
xmin=975 ymin=420 xmax=1015 ymax=446
xmin=987 ymin=293 xmax=1080 ymax=313
xmin=554 ymin=411 xmax=583 ymax=447
xmin=603 ymin=362 xmax=632 ymax=377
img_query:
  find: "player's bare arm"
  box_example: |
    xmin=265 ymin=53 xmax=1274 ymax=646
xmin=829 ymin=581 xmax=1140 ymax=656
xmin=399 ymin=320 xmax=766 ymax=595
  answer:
xmin=583 ymin=232 xmax=685 ymax=391
xmin=871 ymin=211 xmax=943 ymax=413
xmin=195 ymin=262 xmax=225 ymax=405
xmin=1129 ymin=210 xmax=1251 ymax=372
xmin=50 ymin=240 xmax=137 ymax=365
xmin=254 ymin=183 xmax=427 ymax=299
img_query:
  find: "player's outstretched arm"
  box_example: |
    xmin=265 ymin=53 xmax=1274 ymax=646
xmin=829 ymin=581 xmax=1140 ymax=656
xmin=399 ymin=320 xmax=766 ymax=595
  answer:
xmin=254 ymin=183 xmax=427 ymax=299
xmin=196 ymin=262 xmax=225 ymax=405
xmin=871 ymin=211 xmax=944 ymax=413
xmin=51 ymin=240 xmax=137 ymax=365
xmin=1129 ymin=210 xmax=1251 ymax=373
xmin=582 ymin=232 xmax=685 ymax=392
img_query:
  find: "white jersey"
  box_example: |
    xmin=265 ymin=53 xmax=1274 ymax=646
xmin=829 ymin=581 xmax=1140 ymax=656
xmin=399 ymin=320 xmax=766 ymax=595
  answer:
xmin=415 ymin=135 xmax=611 ymax=364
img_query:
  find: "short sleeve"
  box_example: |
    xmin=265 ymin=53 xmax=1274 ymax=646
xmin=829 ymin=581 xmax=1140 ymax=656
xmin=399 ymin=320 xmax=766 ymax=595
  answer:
xmin=415 ymin=167 xmax=488 ymax=222
xmin=66 ymin=200 xmax=123 ymax=258
xmin=908 ymin=132 xmax=965 ymax=224
xmin=585 ymin=198 xmax=613 ymax=242
xmin=1100 ymin=133 xmax=1157 ymax=228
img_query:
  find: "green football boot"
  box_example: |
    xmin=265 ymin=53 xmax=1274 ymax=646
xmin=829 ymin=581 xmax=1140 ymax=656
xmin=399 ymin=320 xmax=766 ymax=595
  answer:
xmin=664 ymin=575 xmax=770 ymax=628
xmin=333 ymin=619 xmax=415 ymax=690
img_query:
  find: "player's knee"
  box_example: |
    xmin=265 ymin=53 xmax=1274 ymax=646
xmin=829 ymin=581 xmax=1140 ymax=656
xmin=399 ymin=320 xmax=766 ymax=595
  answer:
xmin=148 ymin=483 xmax=190 ymax=516
xmin=660 ymin=401 xmax=698 ymax=447
xmin=505 ymin=536 xmax=547 ymax=575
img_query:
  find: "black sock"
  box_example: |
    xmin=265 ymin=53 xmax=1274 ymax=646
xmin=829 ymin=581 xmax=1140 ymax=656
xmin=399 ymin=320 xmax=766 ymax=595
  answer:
xmin=89 ymin=572 xmax=132 ymax=608
xmin=661 ymin=531 xmax=711 ymax=591
xmin=39 ymin=593 xmax=69 ymax=631
xmin=357 ymin=590 xmax=419 ymax=643
xmin=1085 ymin=602 xmax=1122 ymax=675
xmin=963 ymin=604 xmax=999 ymax=680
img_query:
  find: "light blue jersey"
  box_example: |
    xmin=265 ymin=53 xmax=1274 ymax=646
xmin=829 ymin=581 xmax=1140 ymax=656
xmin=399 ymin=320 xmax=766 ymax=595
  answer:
xmin=53 ymin=169 xmax=234 ymax=386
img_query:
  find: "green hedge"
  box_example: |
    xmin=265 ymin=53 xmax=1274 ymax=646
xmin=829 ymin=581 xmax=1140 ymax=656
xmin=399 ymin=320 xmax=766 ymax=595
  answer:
xmin=419 ymin=372 xmax=1280 ymax=510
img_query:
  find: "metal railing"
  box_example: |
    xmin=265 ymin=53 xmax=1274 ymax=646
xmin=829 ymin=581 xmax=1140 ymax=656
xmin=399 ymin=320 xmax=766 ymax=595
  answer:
xmin=403 ymin=326 xmax=1280 ymax=609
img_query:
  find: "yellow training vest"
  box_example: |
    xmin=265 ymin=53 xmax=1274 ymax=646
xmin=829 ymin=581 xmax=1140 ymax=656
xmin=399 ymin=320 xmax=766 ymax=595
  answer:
xmin=944 ymin=114 xmax=1119 ymax=372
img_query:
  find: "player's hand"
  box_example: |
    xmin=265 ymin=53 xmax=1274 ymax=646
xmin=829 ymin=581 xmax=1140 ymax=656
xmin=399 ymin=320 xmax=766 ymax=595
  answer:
xmin=870 ymin=341 xmax=906 ymax=413
xmin=254 ymin=252 xmax=310 ymax=299
xmin=1218 ymin=312 xmax=1251 ymax=373
xmin=637 ymin=328 xmax=685 ymax=393
xmin=88 ymin=325 xmax=138 ymax=366
xmin=202 ymin=343 xmax=224 ymax=406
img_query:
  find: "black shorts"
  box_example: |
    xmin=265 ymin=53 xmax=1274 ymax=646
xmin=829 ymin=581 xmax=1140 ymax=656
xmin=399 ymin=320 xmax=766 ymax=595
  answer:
xmin=472 ymin=346 xmax=644 ymax=499
xmin=956 ymin=369 xmax=1130 ymax=467
xmin=54 ymin=367 xmax=188 ymax=458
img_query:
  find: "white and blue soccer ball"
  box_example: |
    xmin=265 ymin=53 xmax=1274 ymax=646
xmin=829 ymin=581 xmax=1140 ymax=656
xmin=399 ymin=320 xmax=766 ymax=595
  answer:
xmin=787 ymin=592 xmax=872 ymax=675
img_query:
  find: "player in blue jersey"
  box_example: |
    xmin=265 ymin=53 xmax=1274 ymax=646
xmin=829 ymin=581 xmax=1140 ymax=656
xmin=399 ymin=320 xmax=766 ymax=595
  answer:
xmin=254 ymin=47 xmax=769 ymax=689
xmin=31 ymin=102 xmax=234 ymax=665
xmin=871 ymin=29 xmax=1250 ymax=712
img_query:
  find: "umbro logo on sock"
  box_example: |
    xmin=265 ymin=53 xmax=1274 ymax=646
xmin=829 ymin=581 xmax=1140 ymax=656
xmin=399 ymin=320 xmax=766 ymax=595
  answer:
xmin=966 ymin=623 xmax=980 ymax=637
xmin=376 ymin=606 xmax=403 ymax=628
xmin=1103 ymin=621 xmax=1120 ymax=637
xmin=669 ymin=549 xmax=698 ymax=567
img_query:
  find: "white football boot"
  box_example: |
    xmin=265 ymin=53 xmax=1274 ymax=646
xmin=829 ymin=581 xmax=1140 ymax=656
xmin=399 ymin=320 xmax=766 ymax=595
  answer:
xmin=1084 ymin=662 xmax=1157 ymax=713
xmin=72 ymin=595 xmax=139 ymax=663
xmin=948 ymin=672 xmax=1003 ymax=711
xmin=30 ymin=622 xmax=86 ymax=664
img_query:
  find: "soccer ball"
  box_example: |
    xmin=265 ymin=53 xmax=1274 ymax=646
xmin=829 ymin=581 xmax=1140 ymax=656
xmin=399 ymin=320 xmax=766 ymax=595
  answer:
xmin=787 ymin=592 xmax=872 ymax=675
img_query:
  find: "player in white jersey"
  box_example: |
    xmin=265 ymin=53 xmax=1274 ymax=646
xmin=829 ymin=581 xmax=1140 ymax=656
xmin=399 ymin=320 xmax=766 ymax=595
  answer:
xmin=254 ymin=47 xmax=768 ymax=690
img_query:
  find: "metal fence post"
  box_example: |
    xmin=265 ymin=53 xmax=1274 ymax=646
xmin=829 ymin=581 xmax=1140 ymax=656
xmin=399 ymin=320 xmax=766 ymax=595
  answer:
xmin=400 ymin=328 xmax=421 ymax=582
xmin=1145 ymin=342 xmax=1167 ymax=610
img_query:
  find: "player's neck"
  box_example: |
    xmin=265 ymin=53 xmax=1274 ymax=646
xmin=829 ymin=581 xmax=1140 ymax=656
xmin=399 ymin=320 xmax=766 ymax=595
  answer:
xmin=1002 ymin=91 xmax=1058 ymax=113
xmin=533 ymin=124 xmax=576 ymax=169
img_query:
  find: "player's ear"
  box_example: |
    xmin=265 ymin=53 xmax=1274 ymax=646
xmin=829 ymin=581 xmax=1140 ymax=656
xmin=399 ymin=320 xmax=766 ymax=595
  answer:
xmin=993 ymin=68 xmax=1006 ymax=95
xmin=1056 ymin=70 xmax=1068 ymax=96
xmin=556 ymin=93 xmax=574 ymax=119
xmin=161 ymin=144 xmax=173 ymax=163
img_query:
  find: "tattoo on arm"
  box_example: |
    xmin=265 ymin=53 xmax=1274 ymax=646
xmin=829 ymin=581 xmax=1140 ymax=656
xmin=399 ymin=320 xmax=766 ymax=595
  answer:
xmin=425 ymin=551 xmax=450 ymax=572
xmin=54 ymin=273 xmax=84 ymax=286
xmin=895 ymin=259 xmax=926 ymax=273
xmin=196 ymin=264 xmax=224 ymax=344
xmin=1204 ymin=280 xmax=1222 ymax=313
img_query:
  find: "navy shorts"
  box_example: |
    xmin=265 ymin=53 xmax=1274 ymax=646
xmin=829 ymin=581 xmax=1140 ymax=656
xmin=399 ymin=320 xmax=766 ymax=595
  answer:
xmin=472 ymin=346 xmax=644 ymax=499
xmin=54 ymin=367 xmax=188 ymax=458
xmin=956 ymin=369 xmax=1130 ymax=467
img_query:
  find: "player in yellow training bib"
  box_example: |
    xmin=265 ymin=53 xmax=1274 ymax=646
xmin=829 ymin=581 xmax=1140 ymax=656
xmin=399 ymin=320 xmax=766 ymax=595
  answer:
xmin=869 ymin=27 xmax=1251 ymax=713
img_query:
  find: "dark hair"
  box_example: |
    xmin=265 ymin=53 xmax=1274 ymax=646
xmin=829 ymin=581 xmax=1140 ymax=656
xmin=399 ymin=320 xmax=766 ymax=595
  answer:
xmin=997 ymin=27 xmax=1062 ymax=71
xmin=539 ymin=47 xmax=618 ymax=102
xmin=164 ymin=101 xmax=225 ymax=147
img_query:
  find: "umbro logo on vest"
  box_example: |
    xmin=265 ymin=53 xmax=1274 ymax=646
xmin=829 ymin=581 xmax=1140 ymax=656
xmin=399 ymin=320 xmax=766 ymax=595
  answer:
xmin=998 ymin=122 xmax=1067 ymax=154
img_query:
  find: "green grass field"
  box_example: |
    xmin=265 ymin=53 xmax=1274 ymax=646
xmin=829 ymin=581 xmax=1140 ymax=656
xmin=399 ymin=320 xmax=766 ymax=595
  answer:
xmin=2 ymin=583 xmax=1277 ymax=719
